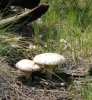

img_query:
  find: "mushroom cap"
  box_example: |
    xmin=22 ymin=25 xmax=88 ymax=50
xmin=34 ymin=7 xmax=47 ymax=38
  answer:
xmin=33 ymin=53 xmax=66 ymax=65
xmin=15 ymin=59 xmax=41 ymax=72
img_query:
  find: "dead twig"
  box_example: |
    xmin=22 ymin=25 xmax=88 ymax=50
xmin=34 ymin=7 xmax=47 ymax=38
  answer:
xmin=35 ymin=76 xmax=66 ymax=88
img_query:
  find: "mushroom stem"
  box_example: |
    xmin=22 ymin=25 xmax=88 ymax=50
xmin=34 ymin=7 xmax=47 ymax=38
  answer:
xmin=23 ymin=71 xmax=32 ymax=81
xmin=45 ymin=65 xmax=54 ymax=80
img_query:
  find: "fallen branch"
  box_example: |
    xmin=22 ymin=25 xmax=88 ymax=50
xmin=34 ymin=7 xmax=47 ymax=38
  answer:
xmin=35 ymin=76 xmax=66 ymax=88
xmin=0 ymin=3 xmax=49 ymax=25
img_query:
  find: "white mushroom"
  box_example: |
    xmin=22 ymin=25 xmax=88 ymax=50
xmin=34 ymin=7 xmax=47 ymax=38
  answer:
xmin=33 ymin=53 xmax=66 ymax=80
xmin=15 ymin=59 xmax=41 ymax=80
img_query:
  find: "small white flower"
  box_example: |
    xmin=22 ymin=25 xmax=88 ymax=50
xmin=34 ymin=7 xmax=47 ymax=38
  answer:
xmin=28 ymin=44 xmax=36 ymax=50
xmin=60 ymin=39 xmax=67 ymax=43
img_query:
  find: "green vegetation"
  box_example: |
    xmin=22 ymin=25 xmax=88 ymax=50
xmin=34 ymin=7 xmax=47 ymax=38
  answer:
xmin=0 ymin=0 xmax=92 ymax=99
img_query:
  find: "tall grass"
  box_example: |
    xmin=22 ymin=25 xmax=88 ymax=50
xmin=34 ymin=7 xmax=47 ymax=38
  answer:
xmin=33 ymin=0 xmax=92 ymax=58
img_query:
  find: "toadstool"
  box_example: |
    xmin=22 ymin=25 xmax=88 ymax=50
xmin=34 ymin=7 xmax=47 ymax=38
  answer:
xmin=33 ymin=53 xmax=66 ymax=80
xmin=15 ymin=59 xmax=41 ymax=81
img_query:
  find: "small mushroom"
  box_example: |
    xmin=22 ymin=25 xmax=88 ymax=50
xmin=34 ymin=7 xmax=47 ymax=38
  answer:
xmin=15 ymin=59 xmax=41 ymax=81
xmin=33 ymin=53 xmax=66 ymax=80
